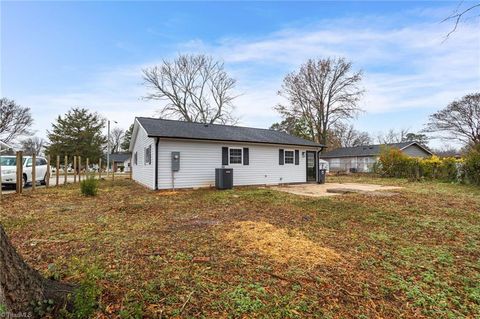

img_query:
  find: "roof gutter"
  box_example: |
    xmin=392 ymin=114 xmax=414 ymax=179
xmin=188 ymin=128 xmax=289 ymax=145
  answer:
xmin=146 ymin=135 xmax=324 ymax=149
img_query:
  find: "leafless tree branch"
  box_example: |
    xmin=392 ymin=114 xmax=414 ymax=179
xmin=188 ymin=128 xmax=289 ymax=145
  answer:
xmin=442 ymin=2 xmax=480 ymax=41
xmin=276 ymin=57 xmax=364 ymax=145
xmin=423 ymin=93 xmax=480 ymax=146
xmin=0 ymin=98 xmax=34 ymax=143
xmin=142 ymin=54 xmax=239 ymax=124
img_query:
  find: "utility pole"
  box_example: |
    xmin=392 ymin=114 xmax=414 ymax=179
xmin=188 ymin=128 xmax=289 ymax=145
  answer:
xmin=106 ymin=119 xmax=117 ymax=177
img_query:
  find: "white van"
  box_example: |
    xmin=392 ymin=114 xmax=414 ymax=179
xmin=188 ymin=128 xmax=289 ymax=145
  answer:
xmin=0 ymin=155 xmax=49 ymax=187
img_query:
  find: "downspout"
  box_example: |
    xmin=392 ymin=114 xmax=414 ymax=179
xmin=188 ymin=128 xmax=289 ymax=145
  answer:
xmin=154 ymin=137 xmax=159 ymax=190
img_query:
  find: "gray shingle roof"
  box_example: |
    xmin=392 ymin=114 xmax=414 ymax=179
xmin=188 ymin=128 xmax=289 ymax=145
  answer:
xmin=136 ymin=117 xmax=323 ymax=148
xmin=320 ymin=142 xmax=428 ymax=158
xmin=109 ymin=152 xmax=131 ymax=162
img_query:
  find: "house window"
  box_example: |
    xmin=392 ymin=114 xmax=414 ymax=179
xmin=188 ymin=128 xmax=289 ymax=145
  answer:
xmin=229 ymin=148 xmax=242 ymax=164
xmin=134 ymin=152 xmax=138 ymax=165
xmin=144 ymin=146 xmax=152 ymax=165
xmin=284 ymin=150 xmax=294 ymax=164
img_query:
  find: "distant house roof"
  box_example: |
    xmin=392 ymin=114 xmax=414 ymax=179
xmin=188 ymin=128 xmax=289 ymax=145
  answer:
xmin=136 ymin=117 xmax=324 ymax=148
xmin=110 ymin=152 xmax=131 ymax=162
xmin=320 ymin=142 xmax=433 ymax=158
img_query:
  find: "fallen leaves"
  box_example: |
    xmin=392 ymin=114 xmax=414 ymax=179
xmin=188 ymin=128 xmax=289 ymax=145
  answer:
xmin=222 ymin=221 xmax=341 ymax=267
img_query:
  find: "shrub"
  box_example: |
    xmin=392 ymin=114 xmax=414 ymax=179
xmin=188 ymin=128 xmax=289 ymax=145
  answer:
xmin=464 ymin=144 xmax=480 ymax=186
xmin=378 ymin=147 xmax=417 ymax=178
xmin=80 ymin=174 xmax=99 ymax=196
xmin=377 ymin=148 xmax=463 ymax=183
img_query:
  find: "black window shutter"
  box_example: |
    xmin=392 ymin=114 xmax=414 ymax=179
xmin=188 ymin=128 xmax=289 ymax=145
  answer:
xmin=243 ymin=148 xmax=249 ymax=165
xmin=222 ymin=147 xmax=229 ymax=165
xmin=279 ymin=149 xmax=284 ymax=165
xmin=295 ymin=150 xmax=299 ymax=165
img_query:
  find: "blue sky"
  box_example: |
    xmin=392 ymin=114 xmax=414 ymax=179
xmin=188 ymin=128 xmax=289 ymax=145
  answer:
xmin=1 ymin=1 xmax=479 ymax=148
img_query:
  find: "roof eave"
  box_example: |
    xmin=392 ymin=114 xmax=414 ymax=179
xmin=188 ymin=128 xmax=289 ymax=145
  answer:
xmin=148 ymin=135 xmax=324 ymax=148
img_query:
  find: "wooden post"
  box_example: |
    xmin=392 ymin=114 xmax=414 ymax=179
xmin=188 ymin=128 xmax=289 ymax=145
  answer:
xmin=16 ymin=151 xmax=23 ymax=194
xmin=73 ymin=156 xmax=77 ymax=183
xmin=64 ymin=155 xmax=68 ymax=185
xmin=56 ymin=155 xmax=60 ymax=186
xmin=78 ymin=156 xmax=82 ymax=183
xmin=112 ymin=159 xmax=115 ymax=181
xmin=31 ymin=153 xmax=36 ymax=191
xmin=46 ymin=155 xmax=51 ymax=188
xmin=99 ymin=158 xmax=102 ymax=179
xmin=86 ymin=158 xmax=89 ymax=175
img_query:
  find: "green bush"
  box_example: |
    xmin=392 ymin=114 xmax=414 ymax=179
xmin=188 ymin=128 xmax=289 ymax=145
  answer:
xmin=464 ymin=144 xmax=480 ymax=186
xmin=80 ymin=174 xmax=99 ymax=196
xmin=377 ymin=147 xmax=463 ymax=183
xmin=377 ymin=147 xmax=417 ymax=178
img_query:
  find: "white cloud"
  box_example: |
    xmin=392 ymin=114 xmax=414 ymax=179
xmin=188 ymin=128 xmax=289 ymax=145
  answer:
xmin=16 ymin=10 xmax=480 ymax=144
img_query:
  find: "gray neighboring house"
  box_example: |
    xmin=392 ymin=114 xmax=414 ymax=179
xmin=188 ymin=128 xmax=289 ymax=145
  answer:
xmin=109 ymin=152 xmax=131 ymax=172
xmin=320 ymin=142 xmax=433 ymax=173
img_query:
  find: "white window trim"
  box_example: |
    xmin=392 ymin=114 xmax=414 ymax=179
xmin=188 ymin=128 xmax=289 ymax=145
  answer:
xmin=284 ymin=149 xmax=295 ymax=165
xmin=229 ymin=147 xmax=243 ymax=165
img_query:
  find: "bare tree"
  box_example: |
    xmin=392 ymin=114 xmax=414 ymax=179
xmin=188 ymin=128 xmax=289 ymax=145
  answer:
xmin=376 ymin=128 xmax=410 ymax=144
xmin=329 ymin=123 xmax=372 ymax=149
xmin=143 ymin=54 xmax=238 ymax=124
xmin=424 ymin=93 xmax=480 ymax=146
xmin=20 ymin=137 xmax=45 ymax=156
xmin=276 ymin=57 xmax=364 ymax=145
xmin=442 ymin=2 xmax=480 ymax=40
xmin=109 ymin=127 xmax=124 ymax=153
xmin=0 ymin=98 xmax=33 ymax=143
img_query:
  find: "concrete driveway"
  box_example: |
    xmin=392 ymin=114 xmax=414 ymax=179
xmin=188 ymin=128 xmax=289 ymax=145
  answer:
xmin=271 ymin=183 xmax=402 ymax=197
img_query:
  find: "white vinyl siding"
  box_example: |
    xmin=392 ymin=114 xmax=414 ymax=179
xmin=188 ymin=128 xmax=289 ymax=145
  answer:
xmin=156 ymin=138 xmax=316 ymax=190
xmin=131 ymin=123 xmax=155 ymax=189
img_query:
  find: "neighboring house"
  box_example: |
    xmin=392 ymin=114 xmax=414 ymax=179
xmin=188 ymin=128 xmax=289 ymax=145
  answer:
xmin=128 ymin=117 xmax=325 ymax=190
xmin=320 ymin=142 xmax=433 ymax=173
xmin=109 ymin=152 xmax=131 ymax=172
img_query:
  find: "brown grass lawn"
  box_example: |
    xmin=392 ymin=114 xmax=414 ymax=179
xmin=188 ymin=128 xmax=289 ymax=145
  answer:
xmin=1 ymin=176 xmax=479 ymax=318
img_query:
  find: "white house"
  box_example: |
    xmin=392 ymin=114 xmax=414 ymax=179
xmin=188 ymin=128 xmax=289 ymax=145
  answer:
xmin=320 ymin=142 xmax=433 ymax=173
xmin=128 ymin=117 xmax=325 ymax=190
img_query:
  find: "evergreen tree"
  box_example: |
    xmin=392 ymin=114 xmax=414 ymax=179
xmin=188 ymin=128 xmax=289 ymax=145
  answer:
xmin=46 ymin=108 xmax=106 ymax=164
xmin=121 ymin=124 xmax=134 ymax=151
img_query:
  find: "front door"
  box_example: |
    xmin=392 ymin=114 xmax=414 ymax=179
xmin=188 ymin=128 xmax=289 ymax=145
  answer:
xmin=306 ymin=151 xmax=317 ymax=182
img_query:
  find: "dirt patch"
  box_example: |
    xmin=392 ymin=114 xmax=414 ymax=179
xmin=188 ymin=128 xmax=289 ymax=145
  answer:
xmin=326 ymin=188 xmax=399 ymax=197
xmin=272 ymin=183 xmax=402 ymax=197
xmin=223 ymin=221 xmax=340 ymax=266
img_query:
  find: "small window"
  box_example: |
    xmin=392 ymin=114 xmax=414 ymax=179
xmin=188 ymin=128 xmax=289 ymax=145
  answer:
xmin=134 ymin=152 xmax=138 ymax=165
xmin=229 ymin=148 xmax=242 ymax=164
xmin=144 ymin=145 xmax=152 ymax=165
xmin=284 ymin=150 xmax=294 ymax=164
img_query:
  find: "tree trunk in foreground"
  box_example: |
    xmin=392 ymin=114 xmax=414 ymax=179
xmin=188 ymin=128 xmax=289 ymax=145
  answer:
xmin=0 ymin=224 xmax=73 ymax=316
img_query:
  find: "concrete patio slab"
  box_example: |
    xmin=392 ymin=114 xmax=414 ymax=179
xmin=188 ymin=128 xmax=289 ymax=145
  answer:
xmin=271 ymin=183 xmax=403 ymax=197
